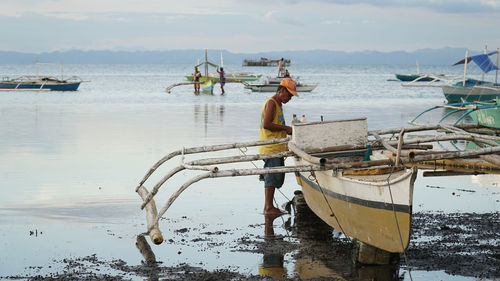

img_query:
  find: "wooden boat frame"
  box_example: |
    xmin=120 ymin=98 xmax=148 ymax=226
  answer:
xmin=135 ymin=120 xmax=500 ymax=253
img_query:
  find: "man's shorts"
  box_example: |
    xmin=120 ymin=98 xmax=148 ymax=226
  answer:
xmin=263 ymin=157 xmax=285 ymax=188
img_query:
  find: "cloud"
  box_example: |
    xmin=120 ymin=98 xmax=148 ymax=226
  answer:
xmin=263 ymin=10 xmax=304 ymax=26
xmin=322 ymin=19 xmax=342 ymax=24
xmin=314 ymin=0 xmax=500 ymax=13
xmin=40 ymin=12 xmax=89 ymax=21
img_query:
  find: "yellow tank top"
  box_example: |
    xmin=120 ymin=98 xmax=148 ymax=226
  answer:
xmin=259 ymin=98 xmax=288 ymax=154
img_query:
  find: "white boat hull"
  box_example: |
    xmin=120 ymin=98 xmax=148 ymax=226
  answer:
xmin=245 ymin=84 xmax=317 ymax=92
xmin=294 ymin=157 xmax=417 ymax=253
xmin=441 ymin=85 xmax=500 ymax=102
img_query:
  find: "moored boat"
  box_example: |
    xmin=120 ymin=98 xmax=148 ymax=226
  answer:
xmin=245 ymin=76 xmax=317 ymax=92
xmin=0 ymin=75 xmax=82 ymax=91
xmin=185 ymin=72 xmax=261 ymax=82
xmin=395 ymin=73 xmax=444 ymax=82
xmin=289 ymin=118 xmax=417 ymax=253
xmin=136 ymin=116 xmax=500 ymax=258
xmin=469 ymin=98 xmax=500 ymax=129
xmin=442 ymin=49 xmax=500 ymax=103
xmin=410 ymin=97 xmax=500 ymax=129
xmin=441 ymin=79 xmax=500 ymax=103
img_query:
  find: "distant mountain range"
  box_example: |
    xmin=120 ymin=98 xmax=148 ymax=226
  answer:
xmin=0 ymin=47 xmax=480 ymax=65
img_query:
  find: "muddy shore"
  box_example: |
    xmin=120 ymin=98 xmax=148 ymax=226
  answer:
xmin=3 ymin=208 xmax=498 ymax=281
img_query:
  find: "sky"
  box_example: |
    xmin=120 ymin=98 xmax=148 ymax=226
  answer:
xmin=1 ymin=0 xmax=500 ymax=53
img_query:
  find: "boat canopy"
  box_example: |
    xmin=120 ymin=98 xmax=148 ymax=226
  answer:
xmin=453 ymin=50 xmax=499 ymax=73
xmin=194 ymin=61 xmax=218 ymax=69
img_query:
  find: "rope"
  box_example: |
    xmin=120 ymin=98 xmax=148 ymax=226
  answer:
xmin=310 ymin=169 xmax=348 ymax=240
xmin=237 ymin=147 xmax=292 ymax=238
xmin=386 ymin=161 xmax=413 ymax=281
xmin=238 ymin=147 xmax=292 ymax=202
xmin=181 ymin=146 xmax=185 ymax=163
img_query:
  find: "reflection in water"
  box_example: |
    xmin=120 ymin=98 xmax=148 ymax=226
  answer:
xmin=288 ymin=191 xmax=403 ymax=281
xmin=193 ymin=104 xmax=225 ymax=137
xmin=259 ymin=214 xmax=287 ymax=280
xmin=136 ymin=235 xmax=159 ymax=281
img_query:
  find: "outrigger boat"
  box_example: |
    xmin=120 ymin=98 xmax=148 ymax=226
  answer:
xmin=401 ymin=49 xmax=500 ymax=103
xmin=410 ymin=97 xmax=500 ymax=129
xmin=134 ymin=117 xmax=500 ymax=259
xmin=185 ymin=72 xmax=261 ymax=82
xmin=245 ymin=76 xmax=317 ymax=92
xmin=0 ymin=62 xmax=84 ymax=91
xmin=394 ymin=60 xmax=447 ymax=82
xmin=166 ymin=50 xmax=252 ymax=94
xmin=394 ymin=73 xmax=444 ymax=82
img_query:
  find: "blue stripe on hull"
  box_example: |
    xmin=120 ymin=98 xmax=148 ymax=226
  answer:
xmin=0 ymin=82 xmax=80 ymax=91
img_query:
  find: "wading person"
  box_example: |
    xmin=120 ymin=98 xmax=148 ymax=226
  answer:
xmin=277 ymin=58 xmax=284 ymax=77
xmin=259 ymin=78 xmax=298 ymax=215
xmin=217 ymin=66 xmax=225 ymax=94
xmin=193 ymin=67 xmax=201 ymax=93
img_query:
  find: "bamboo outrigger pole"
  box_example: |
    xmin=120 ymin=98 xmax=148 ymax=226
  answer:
xmin=145 ymin=141 xmax=500 ymax=233
xmin=137 ymin=122 xmax=500 ymax=242
xmin=135 ymin=137 xmax=290 ymax=193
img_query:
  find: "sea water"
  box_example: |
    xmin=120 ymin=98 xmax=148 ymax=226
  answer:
xmin=0 ymin=63 xmax=498 ymax=280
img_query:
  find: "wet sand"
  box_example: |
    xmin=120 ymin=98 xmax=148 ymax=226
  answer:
xmin=4 ymin=206 xmax=498 ymax=280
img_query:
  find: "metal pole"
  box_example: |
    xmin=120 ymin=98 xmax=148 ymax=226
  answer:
xmin=496 ymin=48 xmax=499 ymax=84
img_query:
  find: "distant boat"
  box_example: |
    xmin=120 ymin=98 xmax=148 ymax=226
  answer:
xmin=242 ymin=57 xmax=290 ymax=67
xmin=245 ymin=76 xmax=317 ymax=92
xmin=0 ymin=62 xmax=83 ymax=91
xmin=395 ymin=73 xmax=445 ymax=82
xmin=394 ymin=60 xmax=445 ymax=82
xmin=0 ymin=75 xmax=82 ymax=91
xmin=185 ymin=72 xmax=261 ymax=82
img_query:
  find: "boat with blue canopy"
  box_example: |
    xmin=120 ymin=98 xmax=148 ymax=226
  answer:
xmin=441 ymin=49 xmax=500 ymax=102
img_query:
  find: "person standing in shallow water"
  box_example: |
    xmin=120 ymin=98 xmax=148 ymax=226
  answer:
xmin=217 ymin=66 xmax=225 ymax=94
xmin=277 ymin=58 xmax=284 ymax=77
xmin=259 ymin=78 xmax=298 ymax=215
xmin=193 ymin=67 xmax=201 ymax=93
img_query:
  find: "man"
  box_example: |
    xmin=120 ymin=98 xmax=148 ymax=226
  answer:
xmin=259 ymin=78 xmax=298 ymax=215
xmin=217 ymin=66 xmax=225 ymax=94
xmin=277 ymin=58 xmax=284 ymax=77
xmin=193 ymin=67 xmax=201 ymax=93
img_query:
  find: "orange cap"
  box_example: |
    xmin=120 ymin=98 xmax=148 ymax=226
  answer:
xmin=280 ymin=78 xmax=298 ymax=97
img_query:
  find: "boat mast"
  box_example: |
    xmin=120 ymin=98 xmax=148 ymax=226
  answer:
xmin=204 ymin=49 xmax=208 ymax=77
xmin=35 ymin=56 xmax=39 ymax=78
xmin=220 ymin=51 xmax=224 ymax=68
xmin=481 ymin=44 xmax=487 ymax=82
xmin=416 ymin=60 xmax=420 ymax=74
xmin=463 ymin=50 xmax=468 ymax=86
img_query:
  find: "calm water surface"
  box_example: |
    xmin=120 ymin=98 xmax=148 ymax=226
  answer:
xmin=0 ymin=63 xmax=498 ymax=280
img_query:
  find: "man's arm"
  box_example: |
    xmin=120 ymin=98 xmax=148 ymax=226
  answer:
xmin=262 ymin=100 xmax=292 ymax=135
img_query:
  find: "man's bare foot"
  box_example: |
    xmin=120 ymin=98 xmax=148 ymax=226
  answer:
xmin=264 ymin=207 xmax=285 ymax=216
